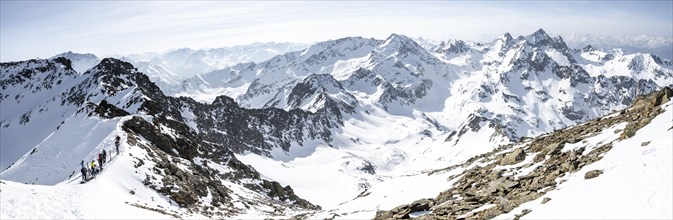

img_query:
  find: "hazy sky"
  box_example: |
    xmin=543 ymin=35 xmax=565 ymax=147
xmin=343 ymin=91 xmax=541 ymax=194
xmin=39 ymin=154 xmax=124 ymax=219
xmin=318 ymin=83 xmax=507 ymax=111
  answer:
xmin=1 ymin=1 xmax=671 ymax=62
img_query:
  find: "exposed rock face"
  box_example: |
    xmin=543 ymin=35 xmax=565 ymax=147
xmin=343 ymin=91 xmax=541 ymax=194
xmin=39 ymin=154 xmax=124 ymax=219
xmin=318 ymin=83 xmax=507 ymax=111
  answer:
xmin=123 ymin=116 xmax=320 ymax=216
xmin=374 ymin=87 xmax=671 ymax=220
xmin=92 ymin=99 xmax=130 ymax=119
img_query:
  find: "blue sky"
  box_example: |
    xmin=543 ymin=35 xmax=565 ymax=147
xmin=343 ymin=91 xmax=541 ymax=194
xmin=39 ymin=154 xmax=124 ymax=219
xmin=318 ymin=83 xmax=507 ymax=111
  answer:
xmin=1 ymin=1 xmax=671 ymax=62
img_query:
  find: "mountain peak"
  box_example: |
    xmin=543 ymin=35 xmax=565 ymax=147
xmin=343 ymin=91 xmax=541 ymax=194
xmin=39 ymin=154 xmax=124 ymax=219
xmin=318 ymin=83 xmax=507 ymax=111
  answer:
xmin=525 ymin=28 xmax=553 ymax=47
xmin=533 ymin=28 xmax=549 ymax=37
xmin=51 ymin=51 xmax=100 ymax=73
xmin=503 ymin=32 xmax=514 ymax=41
xmin=51 ymin=51 xmax=98 ymax=59
xmin=372 ymin=33 xmax=431 ymax=60
xmin=93 ymin=58 xmax=137 ymax=76
xmin=583 ymin=44 xmax=597 ymax=52
xmin=386 ymin=33 xmax=416 ymax=44
xmin=381 ymin=33 xmax=424 ymax=52
xmin=99 ymin=57 xmax=133 ymax=67
xmin=437 ymin=39 xmax=471 ymax=54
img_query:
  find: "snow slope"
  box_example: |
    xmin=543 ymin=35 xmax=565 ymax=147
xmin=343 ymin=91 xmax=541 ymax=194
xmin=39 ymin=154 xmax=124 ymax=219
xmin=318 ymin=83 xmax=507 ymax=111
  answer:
xmin=0 ymin=180 xmax=176 ymax=219
xmin=0 ymin=126 xmax=186 ymax=219
xmin=236 ymin=104 xmax=510 ymax=218
xmin=130 ymin=61 xmax=186 ymax=95
xmin=1 ymin=114 xmax=125 ymax=185
xmin=0 ymin=59 xmax=84 ymax=171
xmin=499 ymin=101 xmax=673 ymax=219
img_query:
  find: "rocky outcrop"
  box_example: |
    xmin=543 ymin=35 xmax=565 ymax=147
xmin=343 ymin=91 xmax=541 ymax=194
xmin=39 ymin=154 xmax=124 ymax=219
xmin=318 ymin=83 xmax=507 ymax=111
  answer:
xmin=122 ymin=115 xmax=320 ymax=217
xmin=395 ymin=199 xmax=434 ymax=219
xmin=92 ymin=99 xmax=130 ymax=119
xmin=620 ymin=87 xmax=673 ymax=140
xmin=375 ymin=87 xmax=671 ymax=219
xmin=499 ymin=148 xmax=526 ymax=165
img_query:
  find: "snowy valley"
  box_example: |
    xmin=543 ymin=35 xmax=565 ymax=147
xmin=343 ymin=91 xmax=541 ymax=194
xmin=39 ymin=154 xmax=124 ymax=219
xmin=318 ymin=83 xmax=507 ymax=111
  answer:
xmin=1 ymin=29 xmax=672 ymax=219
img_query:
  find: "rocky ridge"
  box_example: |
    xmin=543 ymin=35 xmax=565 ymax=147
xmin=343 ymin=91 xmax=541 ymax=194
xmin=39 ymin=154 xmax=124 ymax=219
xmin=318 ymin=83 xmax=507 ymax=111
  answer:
xmin=0 ymin=57 xmax=323 ymax=217
xmin=374 ymin=87 xmax=672 ymax=219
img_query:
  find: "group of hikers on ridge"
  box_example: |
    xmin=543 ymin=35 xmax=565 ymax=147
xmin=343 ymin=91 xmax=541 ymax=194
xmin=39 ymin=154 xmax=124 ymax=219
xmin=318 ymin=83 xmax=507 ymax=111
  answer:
xmin=80 ymin=136 xmax=121 ymax=182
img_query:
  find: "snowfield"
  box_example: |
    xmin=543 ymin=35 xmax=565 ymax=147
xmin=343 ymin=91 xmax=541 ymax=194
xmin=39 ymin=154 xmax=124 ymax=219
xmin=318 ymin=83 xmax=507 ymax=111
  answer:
xmin=498 ymin=101 xmax=673 ymax=219
xmin=0 ymin=122 xmax=194 ymax=219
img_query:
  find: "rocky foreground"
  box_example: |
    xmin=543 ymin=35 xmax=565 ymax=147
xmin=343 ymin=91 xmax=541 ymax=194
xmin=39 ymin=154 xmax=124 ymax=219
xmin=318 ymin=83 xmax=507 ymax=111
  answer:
xmin=374 ymin=87 xmax=672 ymax=220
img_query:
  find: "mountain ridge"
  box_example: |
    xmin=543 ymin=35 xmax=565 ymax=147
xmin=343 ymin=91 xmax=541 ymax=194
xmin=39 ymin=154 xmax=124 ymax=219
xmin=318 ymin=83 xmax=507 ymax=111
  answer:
xmin=1 ymin=28 xmax=671 ymax=219
xmin=0 ymin=57 xmax=323 ymax=217
xmin=172 ymin=30 xmax=672 ymax=142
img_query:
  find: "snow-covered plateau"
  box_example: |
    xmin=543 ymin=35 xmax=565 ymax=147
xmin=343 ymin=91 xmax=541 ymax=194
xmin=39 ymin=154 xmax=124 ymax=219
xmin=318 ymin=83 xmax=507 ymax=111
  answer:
xmin=1 ymin=29 xmax=672 ymax=219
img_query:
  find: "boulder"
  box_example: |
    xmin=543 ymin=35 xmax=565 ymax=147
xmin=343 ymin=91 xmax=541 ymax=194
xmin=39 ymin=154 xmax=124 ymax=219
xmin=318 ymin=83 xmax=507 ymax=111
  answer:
xmin=373 ymin=210 xmax=393 ymax=220
xmin=495 ymin=196 xmax=515 ymax=213
xmin=545 ymin=142 xmax=565 ymax=155
xmin=541 ymin=197 xmax=551 ymax=204
xmin=513 ymin=209 xmax=532 ymax=220
xmin=409 ymin=199 xmax=435 ymax=211
xmin=584 ymin=169 xmax=603 ymax=179
xmin=500 ymin=148 xmax=526 ymax=166
xmin=390 ymin=198 xmax=434 ymax=219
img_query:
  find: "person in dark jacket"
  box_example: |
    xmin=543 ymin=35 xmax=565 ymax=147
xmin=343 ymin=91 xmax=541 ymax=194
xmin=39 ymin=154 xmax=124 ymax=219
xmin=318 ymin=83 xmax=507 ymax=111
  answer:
xmin=102 ymin=150 xmax=107 ymax=164
xmin=81 ymin=166 xmax=88 ymax=181
xmin=80 ymin=160 xmax=87 ymax=181
xmin=97 ymin=153 xmax=103 ymax=170
xmin=115 ymin=136 xmax=120 ymax=155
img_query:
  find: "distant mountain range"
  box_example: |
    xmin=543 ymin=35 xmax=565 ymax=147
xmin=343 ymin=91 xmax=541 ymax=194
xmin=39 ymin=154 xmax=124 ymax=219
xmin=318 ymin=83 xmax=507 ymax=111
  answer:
xmin=2 ymin=29 xmax=671 ymax=218
xmin=561 ymin=33 xmax=673 ymax=60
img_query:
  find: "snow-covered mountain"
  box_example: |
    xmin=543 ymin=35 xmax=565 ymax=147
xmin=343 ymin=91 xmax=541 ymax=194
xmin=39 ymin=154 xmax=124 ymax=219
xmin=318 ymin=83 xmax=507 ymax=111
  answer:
xmin=51 ymin=51 xmax=100 ymax=73
xmin=0 ymin=58 xmax=320 ymax=217
xmin=121 ymin=42 xmax=309 ymax=78
xmin=129 ymin=61 xmax=186 ymax=95
xmin=1 ymin=29 xmax=672 ymax=219
xmin=176 ymin=29 xmax=672 ymax=140
xmin=113 ymin=42 xmax=308 ymax=95
xmin=562 ymin=33 xmax=673 ymax=60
